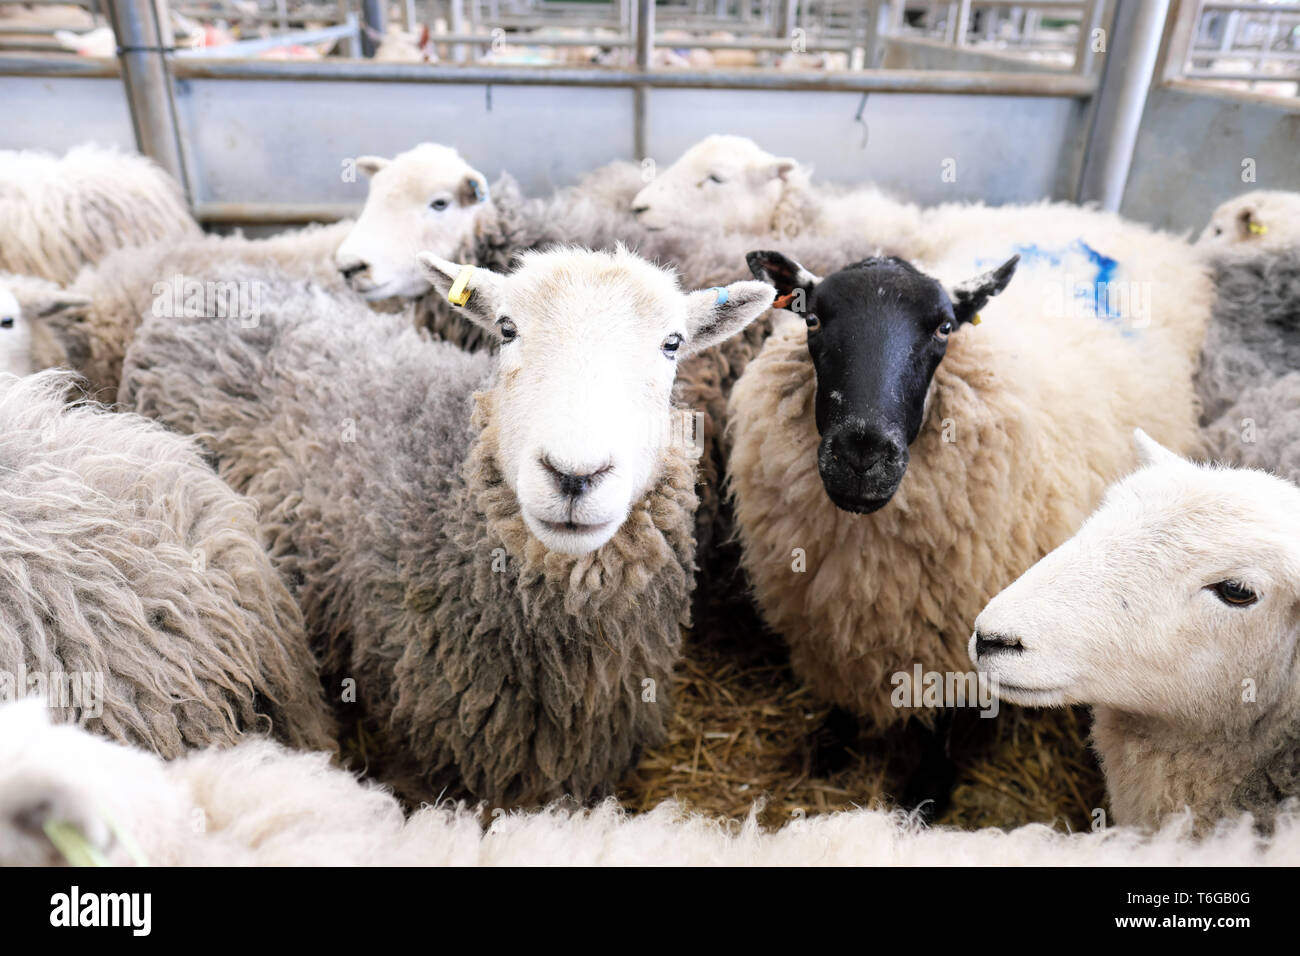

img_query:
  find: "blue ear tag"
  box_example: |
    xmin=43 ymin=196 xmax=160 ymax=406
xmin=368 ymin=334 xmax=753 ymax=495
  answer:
xmin=472 ymin=179 xmax=488 ymax=203
xmin=710 ymin=286 xmax=729 ymax=306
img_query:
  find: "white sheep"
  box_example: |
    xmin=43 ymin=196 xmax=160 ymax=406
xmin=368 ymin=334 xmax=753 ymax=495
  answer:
xmin=0 ymin=370 xmax=336 ymax=759
xmin=2 ymin=219 xmax=356 ymax=395
xmin=0 ymin=144 xmax=201 ymax=285
xmin=973 ymin=431 xmax=1300 ymax=831
xmin=2 ymin=698 xmax=1296 ymax=866
xmin=119 ymin=248 xmax=774 ymax=807
xmin=1196 ymin=190 xmax=1300 ymax=255
xmin=731 ymin=208 xmax=1213 ymax=811
xmin=629 ymin=134 xmax=926 ymax=245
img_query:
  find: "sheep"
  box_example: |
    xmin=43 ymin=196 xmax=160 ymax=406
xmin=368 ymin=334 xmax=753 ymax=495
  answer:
xmin=1196 ymin=190 xmax=1300 ymax=254
xmin=0 ymin=144 xmax=201 ymax=285
xmin=118 ymin=249 xmax=775 ymax=807
xmin=3 ymin=218 xmax=356 ymax=397
xmin=731 ymin=215 xmax=1213 ymax=814
xmin=629 ymin=134 xmax=927 ymax=246
xmin=0 ymin=370 xmax=336 ymax=759
xmin=3 ymin=698 xmax=1297 ymax=866
xmin=333 ymin=142 xmax=653 ymax=353
xmin=973 ymin=431 xmax=1300 ymax=832
xmin=1194 ymin=247 xmax=1300 ymax=483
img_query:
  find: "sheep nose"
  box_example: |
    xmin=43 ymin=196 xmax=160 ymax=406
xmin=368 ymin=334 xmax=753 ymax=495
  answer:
xmin=339 ymin=261 xmax=367 ymax=281
xmin=541 ymin=456 xmax=609 ymax=499
xmin=973 ymin=630 xmax=1023 ymax=658
xmin=831 ymin=431 xmax=905 ymax=475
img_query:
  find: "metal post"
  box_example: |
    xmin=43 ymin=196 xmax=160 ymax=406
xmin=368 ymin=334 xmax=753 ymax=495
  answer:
xmin=106 ymin=0 xmax=191 ymax=201
xmin=337 ymin=0 xmax=357 ymax=57
xmin=449 ymin=0 xmax=466 ymax=62
xmin=1076 ymin=0 xmax=1171 ymax=210
xmin=400 ymin=0 xmax=416 ymax=31
xmin=361 ymin=0 xmax=385 ymax=56
xmin=953 ymin=0 xmax=971 ymax=46
xmin=1073 ymin=0 xmax=1106 ymax=75
xmin=634 ymin=0 xmax=653 ymax=159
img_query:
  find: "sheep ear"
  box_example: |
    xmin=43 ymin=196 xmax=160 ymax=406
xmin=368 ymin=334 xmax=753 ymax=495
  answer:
xmin=416 ymin=253 xmax=504 ymax=329
xmin=457 ymin=171 xmax=491 ymax=206
xmin=356 ymin=156 xmax=390 ymax=178
xmin=1133 ymin=429 xmax=1185 ymax=469
xmin=950 ymin=254 xmax=1018 ymax=325
xmin=682 ymin=281 xmax=775 ymax=356
xmin=746 ymin=250 xmax=819 ymax=312
xmin=1237 ymin=208 xmax=1267 ymax=239
xmin=32 ymin=291 xmax=91 ymax=319
xmin=751 ymin=158 xmax=799 ymax=185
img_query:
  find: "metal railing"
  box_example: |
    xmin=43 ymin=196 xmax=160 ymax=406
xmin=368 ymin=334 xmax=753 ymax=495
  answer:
xmin=1175 ymin=0 xmax=1300 ymax=94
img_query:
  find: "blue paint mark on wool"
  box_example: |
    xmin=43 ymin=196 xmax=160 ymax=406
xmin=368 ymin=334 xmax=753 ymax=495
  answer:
xmin=976 ymin=239 xmax=1125 ymax=324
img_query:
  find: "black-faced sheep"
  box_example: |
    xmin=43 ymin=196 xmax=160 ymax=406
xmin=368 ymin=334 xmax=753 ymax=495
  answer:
xmin=975 ymin=432 xmax=1300 ymax=832
xmin=732 ymin=215 xmax=1212 ymax=812
xmin=0 ymin=370 xmax=335 ymax=758
xmin=119 ymin=249 xmax=774 ymax=807
xmin=0 ymin=144 xmax=201 ymax=285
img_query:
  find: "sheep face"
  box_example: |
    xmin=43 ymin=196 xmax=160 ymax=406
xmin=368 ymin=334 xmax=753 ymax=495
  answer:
xmin=748 ymin=250 xmax=1017 ymax=514
xmin=972 ymin=431 xmax=1300 ymax=729
xmin=419 ymin=247 xmax=774 ymax=555
xmin=631 ymin=135 xmax=800 ymax=235
xmin=334 ymin=144 xmax=492 ymax=300
xmin=1196 ymin=190 xmax=1300 ymax=252
xmin=0 ymin=283 xmax=32 ymax=377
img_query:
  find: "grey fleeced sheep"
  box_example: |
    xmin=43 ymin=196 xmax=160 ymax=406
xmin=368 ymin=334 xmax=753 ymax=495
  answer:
xmin=1196 ymin=248 xmax=1300 ymax=483
xmin=0 ymin=370 xmax=336 ymax=758
xmin=119 ymin=249 xmax=774 ymax=806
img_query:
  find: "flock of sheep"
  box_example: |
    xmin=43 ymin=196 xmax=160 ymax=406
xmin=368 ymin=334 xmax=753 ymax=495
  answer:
xmin=1 ymin=132 xmax=1299 ymax=865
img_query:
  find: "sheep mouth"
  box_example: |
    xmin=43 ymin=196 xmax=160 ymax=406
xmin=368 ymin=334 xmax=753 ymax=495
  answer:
xmin=535 ymin=517 xmax=618 ymax=536
xmin=990 ymin=681 xmax=1070 ymax=707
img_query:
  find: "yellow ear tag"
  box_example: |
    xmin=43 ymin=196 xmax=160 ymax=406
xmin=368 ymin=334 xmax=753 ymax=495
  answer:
xmin=447 ymin=266 xmax=475 ymax=306
xmin=971 ymin=313 xmax=982 ymax=326
xmin=1248 ymin=221 xmax=1268 ymax=236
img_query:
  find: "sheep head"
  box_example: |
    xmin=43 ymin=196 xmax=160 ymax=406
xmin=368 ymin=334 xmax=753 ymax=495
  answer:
xmin=335 ymin=143 xmax=493 ymax=301
xmin=631 ymin=135 xmax=804 ymax=236
xmin=1196 ymin=189 xmax=1300 ymax=253
xmin=972 ymin=430 xmax=1300 ymax=730
xmin=748 ymin=249 xmax=1017 ymax=515
xmin=0 ymin=275 xmax=90 ymax=379
xmin=419 ymin=245 xmax=774 ymax=555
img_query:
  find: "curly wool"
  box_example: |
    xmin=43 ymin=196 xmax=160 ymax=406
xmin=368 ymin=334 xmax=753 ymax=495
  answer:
xmin=729 ymin=220 xmax=1213 ymax=731
xmin=5 ymin=701 xmax=1298 ymax=866
xmin=1196 ymin=248 xmax=1300 ymax=482
xmin=0 ymin=371 xmax=335 ymax=758
xmin=11 ymin=219 xmax=357 ymax=397
xmin=0 ymin=145 xmax=201 ymax=285
xmin=120 ymin=278 xmax=697 ymax=806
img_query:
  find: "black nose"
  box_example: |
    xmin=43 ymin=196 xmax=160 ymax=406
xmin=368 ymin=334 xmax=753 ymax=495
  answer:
xmin=541 ymin=457 xmax=608 ymax=498
xmin=631 ymin=205 xmax=649 ymax=215
xmin=973 ymin=630 xmax=1023 ymax=658
xmin=339 ymin=262 xmax=367 ymax=280
xmin=829 ymin=431 xmax=905 ymax=475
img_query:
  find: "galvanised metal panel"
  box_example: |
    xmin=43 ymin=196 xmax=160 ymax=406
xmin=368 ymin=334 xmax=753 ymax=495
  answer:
xmin=647 ymin=87 xmax=1086 ymax=204
xmin=1121 ymin=84 xmax=1300 ymax=234
xmin=172 ymin=77 xmax=636 ymax=204
xmin=0 ymin=77 xmax=135 ymax=152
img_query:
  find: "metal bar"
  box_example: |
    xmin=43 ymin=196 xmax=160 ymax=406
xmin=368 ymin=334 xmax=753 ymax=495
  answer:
xmin=954 ymin=0 xmax=972 ymax=45
xmin=106 ymin=0 xmax=191 ymax=200
xmin=634 ymin=0 xmax=653 ymax=160
xmin=361 ymin=0 xmax=385 ymax=55
xmin=175 ymin=19 xmax=360 ymax=57
xmin=196 ymin=201 xmax=358 ymax=224
xmin=1076 ymin=0 xmax=1171 ymax=209
xmin=170 ymin=58 xmax=1099 ymax=95
xmin=449 ymin=0 xmax=466 ymax=62
xmin=0 ymin=53 xmax=119 ymax=75
xmin=1072 ymin=0 xmax=1105 ymax=75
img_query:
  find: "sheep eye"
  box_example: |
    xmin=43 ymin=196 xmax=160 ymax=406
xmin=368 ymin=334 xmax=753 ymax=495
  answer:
xmin=805 ymin=313 xmax=820 ymax=331
xmin=1213 ymin=226 xmax=1223 ymax=236
xmin=1211 ymin=580 xmax=1258 ymax=607
xmin=661 ymin=333 xmax=683 ymax=358
xmin=0 ymin=317 xmax=13 ymax=329
xmin=497 ymin=317 xmax=517 ymax=342
xmin=935 ymin=320 xmax=954 ymax=339
xmin=706 ymin=174 xmax=724 ymax=185
xmin=430 ymin=198 xmax=451 ymax=212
